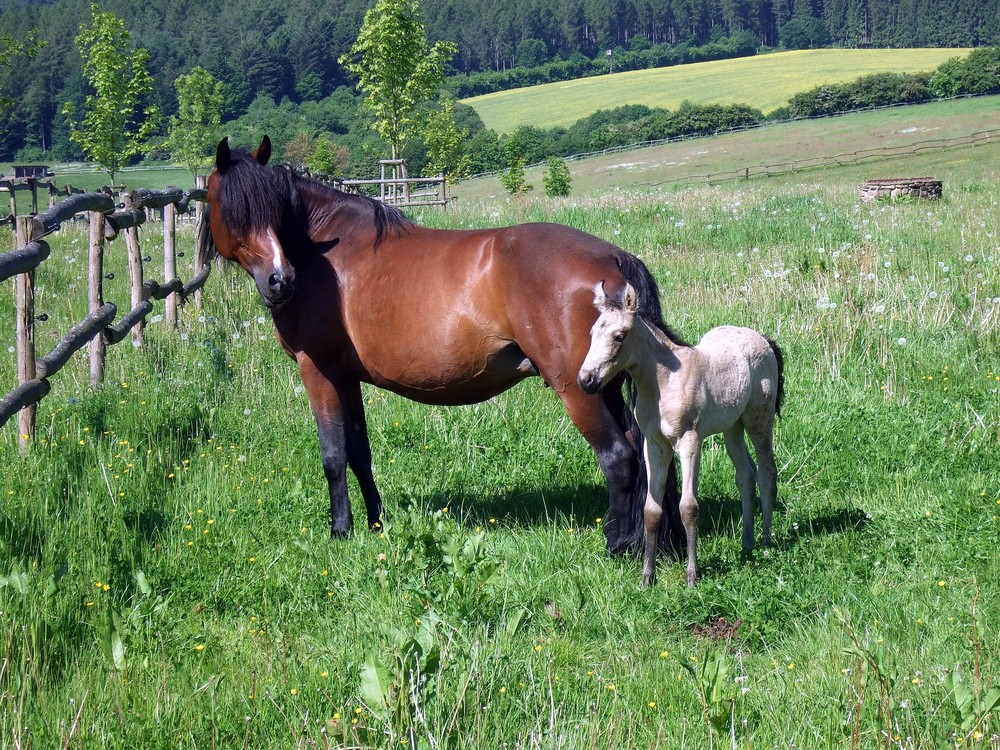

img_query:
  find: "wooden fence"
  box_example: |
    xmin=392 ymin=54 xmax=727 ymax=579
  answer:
xmin=0 ymin=185 xmax=208 ymax=452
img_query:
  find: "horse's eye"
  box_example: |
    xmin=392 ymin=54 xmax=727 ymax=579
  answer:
xmin=614 ymin=332 xmax=626 ymax=343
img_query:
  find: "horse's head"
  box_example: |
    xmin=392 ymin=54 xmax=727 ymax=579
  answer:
xmin=206 ymin=136 xmax=298 ymax=308
xmin=577 ymin=281 xmax=638 ymax=394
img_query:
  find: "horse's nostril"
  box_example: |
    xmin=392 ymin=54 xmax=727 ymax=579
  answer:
xmin=268 ymin=273 xmax=283 ymax=291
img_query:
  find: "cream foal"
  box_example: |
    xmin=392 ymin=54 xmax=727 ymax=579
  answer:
xmin=578 ymin=281 xmax=784 ymax=587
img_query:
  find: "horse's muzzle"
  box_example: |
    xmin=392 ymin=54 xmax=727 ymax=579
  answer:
xmin=263 ymin=271 xmax=296 ymax=307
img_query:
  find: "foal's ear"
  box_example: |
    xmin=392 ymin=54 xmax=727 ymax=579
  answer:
xmin=215 ymin=137 xmax=232 ymax=173
xmin=252 ymin=135 xmax=272 ymax=166
xmin=592 ymin=280 xmax=610 ymax=310
xmin=621 ymin=282 xmax=638 ymax=313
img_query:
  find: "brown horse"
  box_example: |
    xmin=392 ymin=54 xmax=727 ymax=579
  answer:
xmin=198 ymin=136 xmax=680 ymax=554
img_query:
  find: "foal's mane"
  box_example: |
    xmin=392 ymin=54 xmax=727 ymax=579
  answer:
xmin=613 ymin=252 xmax=690 ymax=348
xmin=199 ymin=144 xmax=412 ymax=265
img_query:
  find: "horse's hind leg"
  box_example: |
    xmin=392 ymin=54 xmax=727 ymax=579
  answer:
xmin=723 ymin=425 xmax=757 ymax=554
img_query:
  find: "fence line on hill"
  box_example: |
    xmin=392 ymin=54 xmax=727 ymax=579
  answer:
xmin=469 ymin=94 xmax=997 ymax=184
xmin=0 ymin=186 xmax=208 ymax=452
xmin=650 ymin=128 xmax=997 ymax=186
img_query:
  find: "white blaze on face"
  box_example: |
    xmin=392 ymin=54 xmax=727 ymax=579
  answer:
xmin=264 ymin=226 xmax=290 ymax=278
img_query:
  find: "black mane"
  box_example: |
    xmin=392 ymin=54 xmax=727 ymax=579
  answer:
xmin=199 ymin=145 xmax=412 ymax=265
xmin=614 ymin=251 xmax=690 ymax=347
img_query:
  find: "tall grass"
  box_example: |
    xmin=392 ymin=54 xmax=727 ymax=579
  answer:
xmin=1 ymin=149 xmax=998 ymax=748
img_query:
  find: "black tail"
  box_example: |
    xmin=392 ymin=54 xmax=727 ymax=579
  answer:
xmin=605 ymin=251 xmax=683 ymax=558
xmin=767 ymin=338 xmax=785 ymax=417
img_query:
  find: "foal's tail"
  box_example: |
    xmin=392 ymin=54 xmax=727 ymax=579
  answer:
xmin=767 ymin=338 xmax=786 ymax=417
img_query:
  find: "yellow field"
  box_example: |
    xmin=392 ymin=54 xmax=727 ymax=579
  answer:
xmin=462 ymin=48 xmax=971 ymax=133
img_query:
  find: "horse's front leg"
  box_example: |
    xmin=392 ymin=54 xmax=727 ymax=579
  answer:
xmin=338 ymin=380 xmax=384 ymax=530
xmin=298 ymin=358 xmax=354 ymax=537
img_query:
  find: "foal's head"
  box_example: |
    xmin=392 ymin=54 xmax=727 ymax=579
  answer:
xmin=206 ymin=136 xmax=301 ymax=308
xmin=577 ymin=281 xmax=639 ymax=394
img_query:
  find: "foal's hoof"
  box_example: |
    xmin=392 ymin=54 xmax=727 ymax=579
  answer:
xmin=686 ymin=570 xmax=699 ymax=587
xmin=641 ymin=572 xmax=656 ymax=588
xmin=330 ymin=526 xmax=353 ymax=539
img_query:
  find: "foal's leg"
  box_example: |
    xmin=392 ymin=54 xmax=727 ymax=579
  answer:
xmin=723 ymin=425 xmax=757 ymax=554
xmin=746 ymin=421 xmax=778 ymax=548
xmin=675 ymin=432 xmax=703 ymax=586
xmin=642 ymin=438 xmax=674 ymax=587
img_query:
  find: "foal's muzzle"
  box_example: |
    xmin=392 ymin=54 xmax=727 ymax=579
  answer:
xmin=577 ymin=370 xmax=602 ymax=394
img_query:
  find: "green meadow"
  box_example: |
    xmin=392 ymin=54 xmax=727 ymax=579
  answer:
xmin=462 ymin=48 xmax=972 ymax=132
xmin=1 ymin=109 xmax=999 ymax=748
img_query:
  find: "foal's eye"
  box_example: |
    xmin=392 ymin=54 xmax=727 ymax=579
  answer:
xmin=613 ymin=332 xmax=626 ymax=343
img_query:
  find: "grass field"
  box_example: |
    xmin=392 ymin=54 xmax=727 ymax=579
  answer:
xmin=462 ymin=48 xmax=972 ymax=133
xmin=1 ymin=108 xmax=999 ymax=748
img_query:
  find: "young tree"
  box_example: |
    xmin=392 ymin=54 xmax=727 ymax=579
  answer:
xmin=165 ymin=67 xmax=224 ymax=181
xmin=339 ymin=0 xmax=457 ymax=159
xmin=421 ymin=98 xmax=470 ymax=182
xmin=542 ymin=156 xmax=572 ymax=197
xmin=62 ymin=4 xmax=159 ymax=184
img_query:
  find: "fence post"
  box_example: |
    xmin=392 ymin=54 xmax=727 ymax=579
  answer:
xmin=123 ymin=191 xmax=146 ymax=348
xmin=88 ymin=210 xmax=107 ymax=386
xmin=163 ymin=201 xmax=178 ymax=327
xmin=14 ymin=216 xmax=37 ymax=452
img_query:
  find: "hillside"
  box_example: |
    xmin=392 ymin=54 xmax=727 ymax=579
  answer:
xmin=451 ymin=95 xmax=1000 ymax=202
xmin=462 ymin=48 xmax=971 ymax=133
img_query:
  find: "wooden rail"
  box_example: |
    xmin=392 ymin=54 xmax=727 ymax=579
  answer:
xmin=1 ymin=186 xmax=209 ymax=450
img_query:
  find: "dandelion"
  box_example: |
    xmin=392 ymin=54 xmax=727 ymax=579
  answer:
xmin=898 ymin=337 xmax=907 ymax=346
xmin=788 ymin=662 xmax=796 ymax=670
xmin=195 ymin=644 xmax=205 ymax=652
xmin=938 ymin=580 xmax=946 ymax=587
xmin=290 ymin=688 xmax=298 ymax=696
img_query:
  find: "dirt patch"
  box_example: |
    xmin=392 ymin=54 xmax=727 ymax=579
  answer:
xmin=691 ymin=615 xmax=742 ymax=642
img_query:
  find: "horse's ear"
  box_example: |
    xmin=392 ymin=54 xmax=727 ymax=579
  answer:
xmin=592 ymin=280 xmax=609 ymax=310
xmin=621 ymin=282 xmax=638 ymax=313
xmin=215 ymin=137 xmax=231 ymax=173
xmin=252 ymin=135 xmax=272 ymax=166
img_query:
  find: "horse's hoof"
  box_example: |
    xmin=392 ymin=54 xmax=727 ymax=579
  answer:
xmin=641 ymin=575 xmax=655 ymax=588
xmin=686 ymin=570 xmax=698 ymax=587
xmin=330 ymin=527 xmax=352 ymax=539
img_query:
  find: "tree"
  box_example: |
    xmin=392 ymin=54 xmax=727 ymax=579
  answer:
xmin=542 ymin=156 xmax=572 ymax=197
xmin=1 ymin=29 xmax=43 ymax=119
xmin=165 ymin=67 xmax=223 ymax=181
xmin=421 ymin=98 xmax=470 ymax=182
xmin=339 ymin=0 xmax=458 ymax=158
xmin=62 ymin=5 xmax=159 ymax=184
